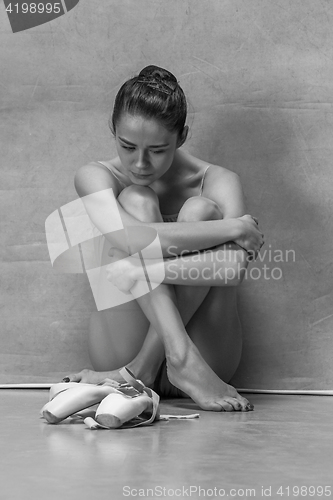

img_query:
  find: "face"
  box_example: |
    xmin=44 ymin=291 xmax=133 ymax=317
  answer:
xmin=114 ymin=113 xmax=181 ymax=184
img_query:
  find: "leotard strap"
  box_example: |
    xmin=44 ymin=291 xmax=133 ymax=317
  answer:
xmin=199 ymin=165 xmax=211 ymax=196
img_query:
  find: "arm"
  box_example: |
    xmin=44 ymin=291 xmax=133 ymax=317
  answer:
xmin=199 ymin=164 xmax=263 ymax=259
xmin=105 ymin=166 xmax=263 ymax=289
xmin=127 ymin=167 xmax=261 ymax=286
xmin=74 ymin=163 xmax=255 ymax=258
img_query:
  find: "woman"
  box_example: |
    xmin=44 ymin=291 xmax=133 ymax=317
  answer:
xmin=65 ymin=65 xmax=264 ymax=412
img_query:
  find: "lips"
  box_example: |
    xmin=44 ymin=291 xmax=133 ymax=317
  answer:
xmin=132 ymin=172 xmax=152 ymax=179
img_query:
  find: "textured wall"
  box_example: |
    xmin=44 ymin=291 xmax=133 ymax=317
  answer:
xmin=1 ymin=0 xmax=332 ymax=387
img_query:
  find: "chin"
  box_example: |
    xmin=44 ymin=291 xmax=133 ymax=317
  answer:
xmin=134 ymin=179 xmax=153 ymax=186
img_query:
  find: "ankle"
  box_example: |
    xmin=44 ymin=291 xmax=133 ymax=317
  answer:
xmin=166 ymin=351 xmax=188 ymax=371
xmin=166 ymin=343 xmax=201 ymax=371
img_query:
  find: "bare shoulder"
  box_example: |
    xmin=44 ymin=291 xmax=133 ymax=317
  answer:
xmin=206 ymin=163 xmax=240 ymax=184
xmin=74 ymin=161 xmax=120 ymax=198
xmin=180 ymin=150 xmax=240 ymax=185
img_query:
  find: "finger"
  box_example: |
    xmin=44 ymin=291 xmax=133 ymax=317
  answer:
xmin=249 ymin=250 xmax=258 ymax=261
xmin=247 ymin=249 xmax=256 ymax=261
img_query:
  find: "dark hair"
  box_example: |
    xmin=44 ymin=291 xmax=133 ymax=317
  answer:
xmin=110 ymin=65 xmax=187 ymax=138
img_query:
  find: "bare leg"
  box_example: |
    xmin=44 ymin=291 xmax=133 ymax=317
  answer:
xmin=101 ymin=191 xmax=238 ymax=392
xmin=68 ymin=189 xmax=252 ymax=411
xmin=115 ymin=190 xmax=252 ymax=411
xmin=68 ymin=187 xmax=208 ymax=386
xmin=134 ymin=272 xmax=251 ymax=411
xmin=84 ymin=189 xmax=212 ymax=387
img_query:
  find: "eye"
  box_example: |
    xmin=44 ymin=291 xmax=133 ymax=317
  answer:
xmin=151 ymin=150 xmax=166 ymax=155
xmin=121 ymin=145 xmax=135 ymax=151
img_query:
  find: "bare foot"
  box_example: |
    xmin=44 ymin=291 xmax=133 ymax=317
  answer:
xmin=64 ymin=364 xmax=157 ymax=389
xmin=166 ymin=346 xmax=254 ymax=412
xmin=63 ymin=368 xmax=126 ymax=385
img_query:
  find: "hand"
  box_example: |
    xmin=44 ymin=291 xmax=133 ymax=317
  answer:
xmin=233 ymin=214 xmax=264 ymax=260
xmin=106 ymin=248 xmax=139 ymax=294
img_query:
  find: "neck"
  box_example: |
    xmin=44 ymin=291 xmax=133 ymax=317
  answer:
xmin=158 ymin=149 xmax=186 ymax=184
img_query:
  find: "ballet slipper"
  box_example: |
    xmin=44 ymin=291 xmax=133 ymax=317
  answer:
xmin=84 ymin=367 xmax=160 ymax=429
xmin=91 ymin=392 xmax=154 ymax=428
xmin=41 ymin=369 xmax=200 ymax=428
xmin=42 ymin=383 xmax=122 ymax=424
xmin=49 ymin=382 xmax=93 ymax=401
xmin=40 ymin=382 xmax=96 ymax=417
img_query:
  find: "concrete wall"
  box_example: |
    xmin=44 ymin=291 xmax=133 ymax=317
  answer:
xmin=1 ymin=0 xmax=332 ymax=388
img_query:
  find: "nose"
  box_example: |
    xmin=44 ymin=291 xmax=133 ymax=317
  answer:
xmin=135 ymin=150 xmax=149 ymax=170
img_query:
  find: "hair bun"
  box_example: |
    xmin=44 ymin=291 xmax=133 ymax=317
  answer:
xmin=111 ymin=65 xmax=187 ymax=136
xmin=138 ymin=65 xmax=177 ymax=84
xmin=137 ymin=65 xmax=178 ymax=95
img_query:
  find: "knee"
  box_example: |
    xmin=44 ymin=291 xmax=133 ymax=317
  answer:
xmin=118 ymin=185 xmax=161 ymax=221
xmin=178 ymin=196 xmax=223 ymax=222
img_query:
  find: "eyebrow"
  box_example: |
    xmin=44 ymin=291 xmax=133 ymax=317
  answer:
xmin=119 ymin=137 xmax=169 ymax=148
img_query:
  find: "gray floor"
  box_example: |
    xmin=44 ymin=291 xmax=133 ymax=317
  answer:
xmin=1 ymin=390 xmax=332 ymax=500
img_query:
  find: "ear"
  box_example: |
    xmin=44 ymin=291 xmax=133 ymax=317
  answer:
xmin=176 ymin=126 xmax=189 ymax=148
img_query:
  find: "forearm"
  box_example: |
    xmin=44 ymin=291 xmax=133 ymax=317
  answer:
xmin=135 ymin=219 xmax=239 ymax=258
xmin=82 ymin=190 xmax=240 ymax=257
xmin=111 ymin=208 xmax=239 ymax=258
xmin=138 ymin=244 xmax=249 ymax=287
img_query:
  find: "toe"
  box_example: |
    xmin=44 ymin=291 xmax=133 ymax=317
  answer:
xmin=63 ymin=373 xmax=80 ymax=382
xmin=200 ymin=401 xmax=227 ymax=412
xmin=236 ymin=394 xmax=254 ymax=410
xmin=217 ymin=400 xmax=234 ymax=412
xmin=224 ymin=397 xmax=243 ymax=411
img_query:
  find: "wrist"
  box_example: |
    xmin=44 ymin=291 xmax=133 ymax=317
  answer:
xmin=222 ymin=218 xmax=242 ymax=241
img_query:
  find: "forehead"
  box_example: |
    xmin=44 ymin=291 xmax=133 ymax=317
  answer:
xmin=116 ymin=113 xmax=177 ymax=145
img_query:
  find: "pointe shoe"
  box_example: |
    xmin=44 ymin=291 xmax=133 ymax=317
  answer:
xmin=41 ymin=383 xmax=122 ymax=424
xmin=41 ymin=368 xmax=199 ymax=428
xmin=92 ymin=392 xmax=154 ymax=429
xmin=49 ymin=382 xmax=93 ymax=401
xmin=84 ymin=367 xmax=160 ymax=429
xmin=40 ymin=382 xmax=93 ymax=417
